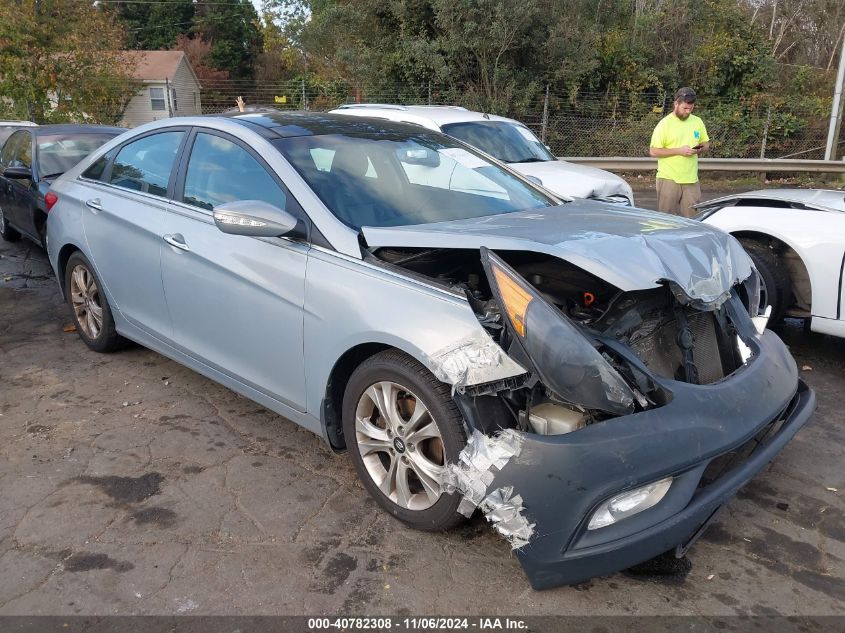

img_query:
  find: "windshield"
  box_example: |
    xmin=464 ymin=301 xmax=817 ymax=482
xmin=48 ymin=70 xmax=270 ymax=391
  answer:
xmin=440 ymin=121 xmax=555 ymax=163
xmin=275 ymin=132 xmax=555 ymax=230
xmin=37 ymin=133 xmax=118 ymax=178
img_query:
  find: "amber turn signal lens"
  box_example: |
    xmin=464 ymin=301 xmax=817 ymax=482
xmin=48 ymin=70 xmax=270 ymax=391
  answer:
xmin=492 ymin=264 xmax=533 ymax=337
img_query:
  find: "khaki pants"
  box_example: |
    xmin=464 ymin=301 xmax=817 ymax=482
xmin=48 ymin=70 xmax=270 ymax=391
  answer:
xmin=656 ymin=178 xmax=701 ymax=218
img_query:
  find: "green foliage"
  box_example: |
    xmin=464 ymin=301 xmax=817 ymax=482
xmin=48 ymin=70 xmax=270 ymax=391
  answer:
xmin=111 ymin=0 xmax=262 ymax=80
xmin=0 ymin=0 xmax=138 ymax=124
xmin=194 ymin=0 xmax=263 ymax=79
xmin=113 ymin=0 xmax=196 ymax=50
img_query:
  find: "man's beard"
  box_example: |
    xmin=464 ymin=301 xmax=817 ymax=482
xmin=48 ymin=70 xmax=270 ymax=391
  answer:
xmin=675 ymin=110 xmax=691 ymax=120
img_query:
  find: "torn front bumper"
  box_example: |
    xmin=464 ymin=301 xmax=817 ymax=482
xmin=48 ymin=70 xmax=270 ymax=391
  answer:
xmin=486 ymin=329 xmax=815 ymax=590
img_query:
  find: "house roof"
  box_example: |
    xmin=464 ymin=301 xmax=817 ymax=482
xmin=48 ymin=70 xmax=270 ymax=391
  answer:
xmin=122 ymin=50 xmax=189 ymax=82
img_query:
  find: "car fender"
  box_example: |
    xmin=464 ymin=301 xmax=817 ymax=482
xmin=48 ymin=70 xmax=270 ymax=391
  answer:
xmin=303 ymin=247 xmax=527 ymax=419
xmin=704 ymin=206 xmax=844 ymax=319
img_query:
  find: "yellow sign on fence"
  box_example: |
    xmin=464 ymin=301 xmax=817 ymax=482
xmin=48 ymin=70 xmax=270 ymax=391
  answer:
xmin=274 ymin=95 xmax=287 ymax=104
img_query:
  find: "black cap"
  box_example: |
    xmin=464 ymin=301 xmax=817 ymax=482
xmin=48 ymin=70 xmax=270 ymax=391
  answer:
xmin=675 ymin=87 xmax=697 ymax=103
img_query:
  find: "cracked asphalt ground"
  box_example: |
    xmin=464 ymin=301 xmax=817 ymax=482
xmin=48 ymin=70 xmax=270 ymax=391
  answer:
xmin=0 ymin=231 xmax=842 ymax=617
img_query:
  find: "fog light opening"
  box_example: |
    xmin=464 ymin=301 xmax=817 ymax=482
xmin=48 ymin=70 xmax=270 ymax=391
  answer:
xmin=587 ymin=476 xmax=673 ymax=530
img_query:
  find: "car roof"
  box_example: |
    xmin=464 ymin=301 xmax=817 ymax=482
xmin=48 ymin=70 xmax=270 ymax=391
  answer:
xmin=330 ymin=104 xmax=521 ymax=128
xmin=0 ymin=120 xmax=37 ymax=127
xmin=32 ymin=124 xmax=126 ymax=136
xmin=218 ymin=110 xmax=432 ymax=138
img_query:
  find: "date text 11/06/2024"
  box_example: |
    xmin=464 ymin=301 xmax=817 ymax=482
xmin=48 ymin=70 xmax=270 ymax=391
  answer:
xmin=307 ymin=617 xmax=529 ymax=630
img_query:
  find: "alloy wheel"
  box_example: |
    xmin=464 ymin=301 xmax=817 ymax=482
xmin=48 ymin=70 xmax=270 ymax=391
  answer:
xmin=70 ymin=263 xmax=104 ymax=339
xmin=354 ymin=380 xmax=446 ymax=511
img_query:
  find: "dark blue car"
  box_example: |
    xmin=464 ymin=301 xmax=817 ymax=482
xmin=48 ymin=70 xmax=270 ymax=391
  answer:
xmin=0 ymin=124 xmax=124 ymax=247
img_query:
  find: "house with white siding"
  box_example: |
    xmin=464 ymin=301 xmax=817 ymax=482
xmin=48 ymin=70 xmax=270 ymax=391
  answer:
xmin=120 ymin=51 xmax=202 ymax=128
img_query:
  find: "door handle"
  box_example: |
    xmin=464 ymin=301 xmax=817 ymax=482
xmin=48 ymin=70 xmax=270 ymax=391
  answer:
xmin=163 ymin=233 xmax=190 ymax=252
xmin=85 ymin=198 xmax=102 ymax=212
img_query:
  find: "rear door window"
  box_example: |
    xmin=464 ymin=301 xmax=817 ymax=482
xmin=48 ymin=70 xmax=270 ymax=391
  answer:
xmin=109 ymin=131 xmax=184 ymax=197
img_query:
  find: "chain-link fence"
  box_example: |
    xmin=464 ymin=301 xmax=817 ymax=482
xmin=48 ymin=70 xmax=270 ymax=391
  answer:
xmin=195 ymin=80 xmax=836 ymax=160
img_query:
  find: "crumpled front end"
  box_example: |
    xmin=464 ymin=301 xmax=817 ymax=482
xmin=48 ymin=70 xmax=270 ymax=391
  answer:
xmin=366 ymin=217 xmax=813 ymax=589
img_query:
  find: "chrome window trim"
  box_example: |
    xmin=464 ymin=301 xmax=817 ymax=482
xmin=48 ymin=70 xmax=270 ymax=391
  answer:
xmin=73 ymin=178 xmax=172 ymax=211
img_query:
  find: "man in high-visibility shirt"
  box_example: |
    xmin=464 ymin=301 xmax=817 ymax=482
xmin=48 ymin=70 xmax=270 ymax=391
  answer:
xmin=649 ymin=87 xmax=710 ymax=217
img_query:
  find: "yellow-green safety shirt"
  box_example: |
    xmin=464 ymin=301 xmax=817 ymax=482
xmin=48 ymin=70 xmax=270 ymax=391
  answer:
xmin=650 ymin=113 xmax=709 ymax=184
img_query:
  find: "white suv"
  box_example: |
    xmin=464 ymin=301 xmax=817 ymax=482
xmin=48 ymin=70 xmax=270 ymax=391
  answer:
xmin=330 ymin=104 xmax=634 ymax=205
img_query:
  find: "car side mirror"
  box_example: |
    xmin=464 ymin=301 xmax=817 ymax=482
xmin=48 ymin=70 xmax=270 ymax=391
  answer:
xmin=3 ymin=166 xmax=32 ymax=180
xmin=213 ymin=200 xmax=298 ymax=238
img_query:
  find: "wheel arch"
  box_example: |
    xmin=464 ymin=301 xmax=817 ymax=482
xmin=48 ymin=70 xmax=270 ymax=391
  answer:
xmin=732 ymin=230 xmax=813 ymax=313
xmin=321 ymin=342 xmax=393 ymax=451
xmin=56 ymin=242 xmax=85 ymax=299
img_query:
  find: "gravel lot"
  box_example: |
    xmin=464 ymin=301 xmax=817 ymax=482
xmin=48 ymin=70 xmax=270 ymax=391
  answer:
xmin=0 ymin=202 xmax=842 ymax=616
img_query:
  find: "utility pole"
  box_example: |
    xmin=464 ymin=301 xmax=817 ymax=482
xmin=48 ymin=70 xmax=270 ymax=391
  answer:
xmin=165 ymin=77 xmax=173 ymax=117
xmin=541 ymin=85 xmax=550 ymax=144
xmin=825 ymin=28 xmax=845 ymax=160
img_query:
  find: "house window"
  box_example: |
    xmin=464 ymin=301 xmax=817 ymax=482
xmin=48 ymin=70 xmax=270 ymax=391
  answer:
xmin=171 ymin=88 xmax=177 ymax=112
xmin=150 ymin=87 xmax=166 ymax=111
xmin=192 ymin=92 xmax=197 ymax=111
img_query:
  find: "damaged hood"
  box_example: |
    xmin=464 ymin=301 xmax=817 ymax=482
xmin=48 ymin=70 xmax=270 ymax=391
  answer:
xmin=507 ymin=160 xmax=633 ymax=202
xmin=363 ymin=202 xmax=753 ymax=305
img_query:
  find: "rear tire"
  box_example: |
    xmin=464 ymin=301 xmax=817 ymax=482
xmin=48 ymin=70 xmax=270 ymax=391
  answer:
xmin=0 ymin=206 xmax=20 ymax=242
xmin=342 ymin=349 xmax=468 ymax=531
xmin=740 ymin=239 xmax=792 ymax=324
xmin=64 ymin=251 xmax=126 ymax=353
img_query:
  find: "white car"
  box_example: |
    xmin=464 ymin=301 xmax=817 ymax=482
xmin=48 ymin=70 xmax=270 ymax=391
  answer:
xmin=330 ymin=104 xmax=634 ymax=205
xmin=699 ymin=188 xmax=845 ymax=337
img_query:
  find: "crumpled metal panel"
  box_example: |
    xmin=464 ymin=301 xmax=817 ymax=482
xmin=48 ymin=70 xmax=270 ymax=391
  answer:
xmin=362 ymin=202 xmax=753 ymax=308
xmin=442 ymin=430 xmax=535 ymax=549
xmin=479 ymin=486 xmax=535 ymax=549
xmin=428 ymin=334 xmax=527 ymax=393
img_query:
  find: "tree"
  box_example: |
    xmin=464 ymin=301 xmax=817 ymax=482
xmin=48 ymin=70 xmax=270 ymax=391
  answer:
xmin=194 ymin=0 xmax=263 ymax=79
xmin=254 ymin=10 xmax=303 ymax=82
xmin=431 ymin=0 xmax=541 ymax=110
xmin=0 ymin=0 xmax=137 ymax=123
xmin=172 ymin=34 xmax=230 ymax=83
xmin=112 ymin=0 xmax=196 ymax=50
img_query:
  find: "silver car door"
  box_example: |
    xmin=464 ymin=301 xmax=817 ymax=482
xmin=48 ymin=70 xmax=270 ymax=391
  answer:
xmin=160 ymin=129 xmax=308 ymax=411
xmin=82 ymin=129 xmax=187 ymax=339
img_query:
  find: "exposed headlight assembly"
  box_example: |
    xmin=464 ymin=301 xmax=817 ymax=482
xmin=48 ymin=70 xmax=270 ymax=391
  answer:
xmin=481 ymin=248 xmax=635 ymax=416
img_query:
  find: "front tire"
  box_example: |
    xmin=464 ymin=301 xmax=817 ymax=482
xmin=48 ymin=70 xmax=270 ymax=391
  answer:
xmin=0 ymin=205 xmax=20 ymax=242
xmin=740 ymin=239 xmax=792 ymax=323
xmin=342 ymin=350 xmax=468 ymax=531
xmin=64 ymin=252 xmax=125 ymax=352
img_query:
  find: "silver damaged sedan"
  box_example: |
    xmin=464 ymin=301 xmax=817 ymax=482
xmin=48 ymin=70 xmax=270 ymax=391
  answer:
xmin=46 ymin=112 xmax=814 ymax=589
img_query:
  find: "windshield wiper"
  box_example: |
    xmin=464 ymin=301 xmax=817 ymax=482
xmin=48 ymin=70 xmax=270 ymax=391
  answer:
xmin=40 ymin=172 xmax=65 ymax=179
xmin=513 ymin=157 xmax=547 ymax=164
